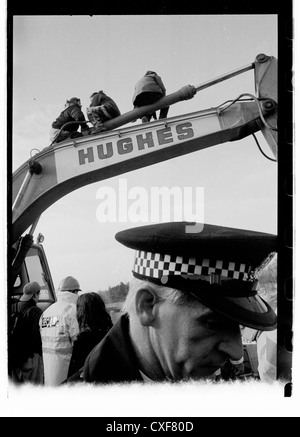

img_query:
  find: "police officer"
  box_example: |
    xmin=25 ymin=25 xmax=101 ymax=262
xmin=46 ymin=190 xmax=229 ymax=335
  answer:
xmin=82 ymin=222 xmax=277 ymax=384
xmin=40 ymin=276 xmax=81 ymax=386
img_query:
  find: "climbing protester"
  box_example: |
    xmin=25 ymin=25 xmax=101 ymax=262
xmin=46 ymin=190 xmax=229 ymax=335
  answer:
xmin=132 ymin=71 xmax=169 ymax=123
xmin=50 ymin=97 xmax=90 ymax=143
xmin=87 ymin=90 xmax=121 ymax=133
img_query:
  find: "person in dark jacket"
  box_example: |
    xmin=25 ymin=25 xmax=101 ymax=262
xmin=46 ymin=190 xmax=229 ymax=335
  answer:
xmin=87 ymin=91 xmax=121 ymax=133
xmin=80 ymin=222 xmax=278 ymax=384
xmin=67 ymin=292 xmax=113 ymax=379
xmin=9 ymin=281 xmax=44 ymax=385
xmin=132 ymin=71 xmax=169 ymax=123
xmin=50 ymin=97 xmax=90 ymax=143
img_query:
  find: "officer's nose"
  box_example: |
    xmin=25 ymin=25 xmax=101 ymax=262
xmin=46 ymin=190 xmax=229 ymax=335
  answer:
xmin=217 ymin=324 xmax=243 ymax=362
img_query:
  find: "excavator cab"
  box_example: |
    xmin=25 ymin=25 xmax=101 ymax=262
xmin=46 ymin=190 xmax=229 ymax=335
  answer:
xmin=10 ymin=235 xmax=56 ymax=312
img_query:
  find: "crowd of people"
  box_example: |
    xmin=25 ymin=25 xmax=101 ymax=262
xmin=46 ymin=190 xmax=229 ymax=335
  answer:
xmin=50 ymin=71 xmax=169 ymax=144
xmin=8 ymin=221 xmax=278 ymax=387
xmin=9 ymin=276 xmax=113 ymax=386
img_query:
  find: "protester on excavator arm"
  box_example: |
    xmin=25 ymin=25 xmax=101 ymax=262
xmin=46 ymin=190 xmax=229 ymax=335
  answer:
xmin=132 ymin=70 xmax=169 ymax=123
xmin=39 ymin=275 xmax=81 ymax=386
xmin=87 ymin=90 xmax=121 ymax=134
xmin=50 ymin=97 xmax=90 ymax=143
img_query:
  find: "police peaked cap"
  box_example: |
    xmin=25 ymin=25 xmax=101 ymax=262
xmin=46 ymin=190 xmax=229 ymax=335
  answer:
xmin=115 ymin=222 xmax=277 ymax=331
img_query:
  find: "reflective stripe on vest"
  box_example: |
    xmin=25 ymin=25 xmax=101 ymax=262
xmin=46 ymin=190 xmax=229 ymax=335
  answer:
xmin=42 ymin=346 xmax=73 ymax=355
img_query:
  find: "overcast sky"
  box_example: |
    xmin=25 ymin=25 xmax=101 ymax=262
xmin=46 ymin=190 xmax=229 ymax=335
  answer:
xmin=11 ymin=15 xmax=279 ymax=293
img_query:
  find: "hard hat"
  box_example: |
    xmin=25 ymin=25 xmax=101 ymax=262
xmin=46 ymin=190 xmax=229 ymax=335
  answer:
xmin=59 ymin=276 xmax=81 ymax=292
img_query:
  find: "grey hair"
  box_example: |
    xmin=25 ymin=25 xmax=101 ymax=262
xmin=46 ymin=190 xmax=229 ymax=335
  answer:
xmin=122 ymin=277 xmax=192 ymax=316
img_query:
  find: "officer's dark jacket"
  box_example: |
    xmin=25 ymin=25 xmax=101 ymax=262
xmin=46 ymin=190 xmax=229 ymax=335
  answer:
xmin=82 ymin=314 xmax=143 ymax=384
xmin=52 ymin=104 xmax=89 ymax=132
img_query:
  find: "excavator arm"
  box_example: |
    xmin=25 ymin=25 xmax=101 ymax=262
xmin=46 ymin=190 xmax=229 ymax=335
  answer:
xmin=12 ymin=54 xmax=277 ymax=244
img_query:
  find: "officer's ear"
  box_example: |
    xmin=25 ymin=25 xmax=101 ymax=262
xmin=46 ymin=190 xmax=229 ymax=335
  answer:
xmin=135 ymin=286 xmax=158 ymax=326
xmin=34 ymin=291 xmax=40 ymax=301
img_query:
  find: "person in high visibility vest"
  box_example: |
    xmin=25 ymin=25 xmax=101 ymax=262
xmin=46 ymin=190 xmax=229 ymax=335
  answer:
xmin=40 ymin=276 xmax=81 ymax=386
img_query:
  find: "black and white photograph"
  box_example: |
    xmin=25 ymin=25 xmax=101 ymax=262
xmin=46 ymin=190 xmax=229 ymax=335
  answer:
xmin=2 ymin=2 xmax=298 ymax=419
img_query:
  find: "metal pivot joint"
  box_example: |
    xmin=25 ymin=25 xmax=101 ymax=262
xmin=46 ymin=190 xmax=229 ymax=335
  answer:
xmin=29 ymin=159 xmax=43 ymax=175
xmin=261 ymin=99 xmax=277 ymax=112
xmin=256 ymin=53 xmax=269 ymax=63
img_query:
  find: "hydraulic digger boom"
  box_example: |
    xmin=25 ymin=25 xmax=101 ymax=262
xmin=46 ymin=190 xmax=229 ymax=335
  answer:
xmin=12 ymin=53 xmax=277 ymax=244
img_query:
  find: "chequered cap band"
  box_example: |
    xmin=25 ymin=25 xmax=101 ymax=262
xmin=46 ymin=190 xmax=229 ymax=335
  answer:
xmin=133 ymin=250 xmax=254 ymax=282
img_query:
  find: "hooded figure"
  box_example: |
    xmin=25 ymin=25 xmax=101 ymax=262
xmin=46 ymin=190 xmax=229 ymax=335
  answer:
xmin=50 ymin=97 xmax=90 ymax=143
xmin=132 ymin=71 xmax=169 ymax=122
xmin=87 ymin=90 xmax=121 ymax=133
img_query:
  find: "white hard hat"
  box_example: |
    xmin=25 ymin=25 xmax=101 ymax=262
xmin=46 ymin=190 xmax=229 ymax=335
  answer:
xmin=59 ymin=276 xmax=81 ymax=292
